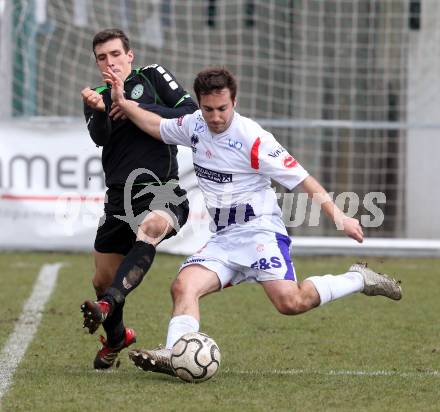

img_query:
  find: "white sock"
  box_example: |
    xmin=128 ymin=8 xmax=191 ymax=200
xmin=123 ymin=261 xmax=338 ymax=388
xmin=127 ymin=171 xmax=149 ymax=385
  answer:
xmin=165 ymin=314 xmax=200 ymax=349
xmin=306 ymin=271 xmax=364 ymax=306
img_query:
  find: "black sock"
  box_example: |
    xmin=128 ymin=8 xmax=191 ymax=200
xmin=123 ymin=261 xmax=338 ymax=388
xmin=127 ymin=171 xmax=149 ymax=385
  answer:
xmin=96 ymin=295 xmax=125 ymax=348
xmin=103 ymin=306 xmax=126 ymax=347
xmin=101 ymin=241 xmax=156 ymax=345
xmin=97 ymin=293 xmax=125 ymax=346
xmin=111 ymin=240 xmax=156 ymax=297
xmin=102 ymin=241 xmax=156 ymax=309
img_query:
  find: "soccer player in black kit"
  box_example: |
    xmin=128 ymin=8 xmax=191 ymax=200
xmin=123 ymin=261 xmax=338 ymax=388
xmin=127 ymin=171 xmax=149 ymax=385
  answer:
xmin=80 ymin=29 xmax=198 ymax=369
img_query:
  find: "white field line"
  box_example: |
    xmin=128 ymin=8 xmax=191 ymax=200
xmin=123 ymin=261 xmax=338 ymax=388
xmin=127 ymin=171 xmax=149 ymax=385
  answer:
xmin=0 ymin=263 xmax=63 ymax=401
xmin=229 ymin=368 xmax=440 ymax=379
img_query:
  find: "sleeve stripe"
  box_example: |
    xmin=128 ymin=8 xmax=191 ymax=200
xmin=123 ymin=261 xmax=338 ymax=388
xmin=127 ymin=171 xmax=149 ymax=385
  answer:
xmin=251 ymin=137 xmax=261 ymax=170
xmin=169 ymin=81 xmax=178 ymax=90
xmin=174 ymin=93 xmax=190 ymax=107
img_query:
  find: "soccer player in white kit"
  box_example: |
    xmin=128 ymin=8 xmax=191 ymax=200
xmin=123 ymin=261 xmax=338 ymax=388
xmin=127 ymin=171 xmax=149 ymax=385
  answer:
xmin=102 ymin=66 xmax=402 ymax=376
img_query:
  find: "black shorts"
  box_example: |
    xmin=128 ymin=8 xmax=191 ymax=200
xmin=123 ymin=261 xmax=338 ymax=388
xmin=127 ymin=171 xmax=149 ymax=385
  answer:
xmin=94 ymin=183 xmax=189 ymax=255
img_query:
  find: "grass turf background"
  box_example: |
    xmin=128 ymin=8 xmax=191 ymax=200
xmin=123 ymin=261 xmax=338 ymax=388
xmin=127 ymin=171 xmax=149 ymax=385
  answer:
xmin=0 ymin=253 xmax=439 ymax=411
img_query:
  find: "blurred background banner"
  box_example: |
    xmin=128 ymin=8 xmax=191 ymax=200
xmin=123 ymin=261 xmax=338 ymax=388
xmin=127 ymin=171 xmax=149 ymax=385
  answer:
xmin=0 ymin=121 xmax=211 ymax=252
xmin=0 ymin=119 xmax=104 ymax=250
xmin=1 ymin=0 xmax=439 ymax=254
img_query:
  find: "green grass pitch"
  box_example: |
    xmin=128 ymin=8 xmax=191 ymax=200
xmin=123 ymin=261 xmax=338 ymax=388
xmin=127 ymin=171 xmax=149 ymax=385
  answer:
xmin=0 ymin=252 xmax=439 ymax=411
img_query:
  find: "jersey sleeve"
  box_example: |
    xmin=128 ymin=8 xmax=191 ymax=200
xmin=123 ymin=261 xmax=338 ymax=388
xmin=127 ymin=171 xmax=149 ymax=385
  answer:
xmin=140 ymin=64 xmax=196 ymax=110
xmin=160 ymin=114 xmax=193 ymax=147
xmin=250 ymin=132 xmax=309 ymax=190
xmin=83 ymin=86 xmax=112 ymax=146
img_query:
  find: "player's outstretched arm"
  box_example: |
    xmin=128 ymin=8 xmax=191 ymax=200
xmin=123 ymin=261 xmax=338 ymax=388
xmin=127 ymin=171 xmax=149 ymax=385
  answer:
xmin=299 ymin=176 xmax=364 ymax=243
xmin=103 ymin=67 xmax=163 ymax=141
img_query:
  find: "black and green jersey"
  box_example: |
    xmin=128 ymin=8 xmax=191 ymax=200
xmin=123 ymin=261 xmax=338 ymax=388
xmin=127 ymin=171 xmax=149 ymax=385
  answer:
xmin=83 ymin=64 xmax=198 ymax=187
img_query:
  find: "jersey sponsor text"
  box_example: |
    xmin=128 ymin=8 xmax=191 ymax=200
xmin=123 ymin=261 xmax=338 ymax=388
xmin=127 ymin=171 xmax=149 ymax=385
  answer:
xmin=194 ymin=164 xmax=232 ymax=183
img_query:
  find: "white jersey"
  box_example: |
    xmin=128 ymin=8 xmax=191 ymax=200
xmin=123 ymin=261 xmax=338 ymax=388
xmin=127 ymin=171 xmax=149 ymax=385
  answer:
xmin=160 ymin=110 xmax=309 ymax=233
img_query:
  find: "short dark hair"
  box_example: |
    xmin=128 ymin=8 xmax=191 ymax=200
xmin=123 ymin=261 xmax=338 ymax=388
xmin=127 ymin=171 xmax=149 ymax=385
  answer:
xmin=193 ymin=67 xmax=237 ymax=102
xmin=92 ymin=28 xmax=130 ymax=56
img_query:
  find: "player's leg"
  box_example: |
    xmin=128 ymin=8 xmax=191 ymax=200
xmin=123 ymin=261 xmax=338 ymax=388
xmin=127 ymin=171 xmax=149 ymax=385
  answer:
xmin=100 ymin=209 xmax=176 ymax=313
xmin=81 ymin=217 xmax=139 ymax=369
xmin=261 ymin=279 xmax=321 ymax=315
xmin=129 ymin=262 xmax=230 ymax=375
xmin=262 ymin=263 xmax=401 ymax=315
xmin=92 ymin=251 xmax=124 ymax=296
xmin=102 ymin=210 xmax=173 ymax=306
xmin=82 ymin=208 xmax=184 ymax=334
xmin=81 ymin=214 xmax=135 ymax=336
xmin=83 ymin=211 xmax=173 ymax=341
xmin=92 ymin=251 xmax=129 ymax=354
xmin=115 ymin=182 xmax=189 ymax=298
xmin=82 ymin=214 xmax=131 ymax=336
xmin=96 ymin=211 xmax=174 ymax=355
xmin=165 ymin=264 xmax=221 ymax=348
xmin=261 ymin=273 xmax=364 ymax=315
xmin=305 ymin=262 xmax=402 ymax=305
xmin=82 ymin=207 xmax=189 ymax=369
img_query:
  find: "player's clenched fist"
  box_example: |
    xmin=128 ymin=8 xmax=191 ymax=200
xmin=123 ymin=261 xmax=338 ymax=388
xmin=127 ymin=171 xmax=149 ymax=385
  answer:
xmin=81 ymin=87 xmax=105 ymax=111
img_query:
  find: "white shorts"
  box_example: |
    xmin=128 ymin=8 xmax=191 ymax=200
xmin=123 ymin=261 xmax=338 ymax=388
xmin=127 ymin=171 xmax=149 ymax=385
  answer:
xmin=180 ymin=227 xmax=297 ymax=288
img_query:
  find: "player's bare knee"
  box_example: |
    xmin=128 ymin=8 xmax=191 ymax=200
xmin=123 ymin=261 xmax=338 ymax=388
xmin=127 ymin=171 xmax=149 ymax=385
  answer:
xmin=171 ymin=276 xmax=189 ymax=299
xmin=139 ymin=220 xmax=161 ymax=238
xmin=138 ymin=220 xmax=169 ymax=242
xmin=172 ymin=275 xmax=204 ymax=302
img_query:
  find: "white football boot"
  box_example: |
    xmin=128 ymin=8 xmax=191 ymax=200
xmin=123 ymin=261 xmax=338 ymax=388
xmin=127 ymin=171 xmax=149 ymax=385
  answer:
xmin=129 ymin=347 xmax=175 ymax=376
xmin=350 ymin=262 xmax=402 ymax=300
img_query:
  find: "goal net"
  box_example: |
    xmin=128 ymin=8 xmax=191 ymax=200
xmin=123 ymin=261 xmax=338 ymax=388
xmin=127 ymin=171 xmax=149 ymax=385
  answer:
xmin=2 ymin=0 xmax=439 ymax=242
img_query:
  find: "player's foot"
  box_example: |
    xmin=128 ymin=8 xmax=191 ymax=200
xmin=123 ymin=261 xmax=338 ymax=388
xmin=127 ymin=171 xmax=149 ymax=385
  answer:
xmin=81 ymin=299 xmax=111 ymax=334
xmin=350 ymin=262 xmax=402 ymax=300
xmin=129 ymin=347 xmax=175 ymax=376
xmin=94 ymin=327 xmax=137 ymax=370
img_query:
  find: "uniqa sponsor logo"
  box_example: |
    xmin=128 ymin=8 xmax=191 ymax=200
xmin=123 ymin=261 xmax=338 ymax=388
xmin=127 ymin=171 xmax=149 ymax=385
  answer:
xmin=228 ymin=139 xmax=243 ymax=149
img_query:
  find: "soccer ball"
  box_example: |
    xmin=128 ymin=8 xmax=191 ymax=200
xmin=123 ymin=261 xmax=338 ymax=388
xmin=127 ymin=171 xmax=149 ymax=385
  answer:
xmin=171 ymin=332 xmax=221 ymax=383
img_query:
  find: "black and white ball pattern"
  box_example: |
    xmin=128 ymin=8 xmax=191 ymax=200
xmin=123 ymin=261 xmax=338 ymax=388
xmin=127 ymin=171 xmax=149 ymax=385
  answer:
xmin=171 ymin=332 xmax=221 ymax=383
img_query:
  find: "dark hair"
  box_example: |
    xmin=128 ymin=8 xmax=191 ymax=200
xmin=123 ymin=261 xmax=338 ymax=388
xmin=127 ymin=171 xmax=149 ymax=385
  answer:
xmin=92 ymin=28 xmax=130 ymax=56
xmin=193 ymin=67 xmax=237 ymax=102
